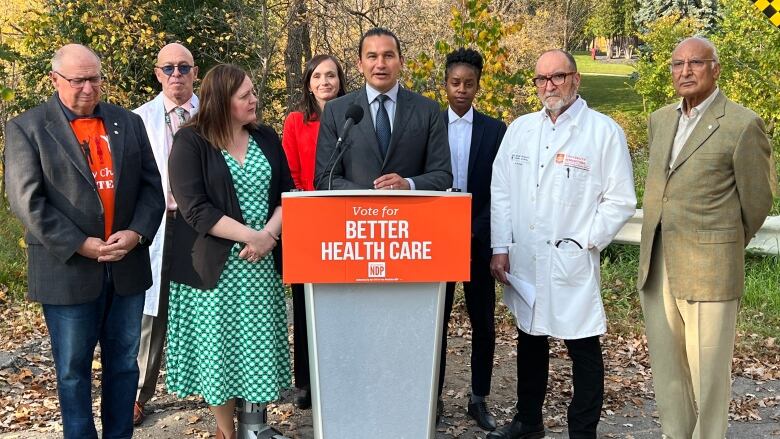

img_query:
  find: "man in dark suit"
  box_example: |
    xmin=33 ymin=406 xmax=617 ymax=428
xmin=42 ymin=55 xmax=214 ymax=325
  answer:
xmin=437 ymin=48 xmax=506 ymax=431
xmin=314 ymin=27 xmax=452 ymax=191
xmin=5 ymin=44 xmax=164 ymax=438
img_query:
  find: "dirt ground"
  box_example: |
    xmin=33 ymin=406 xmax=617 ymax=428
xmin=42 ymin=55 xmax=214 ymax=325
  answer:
xmin=1 ymin=301 xmax=779 ymax=438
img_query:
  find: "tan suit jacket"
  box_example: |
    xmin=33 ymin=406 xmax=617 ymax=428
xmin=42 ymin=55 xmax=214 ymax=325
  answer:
xmin=638 ymin=91 xmax=775 ymax=301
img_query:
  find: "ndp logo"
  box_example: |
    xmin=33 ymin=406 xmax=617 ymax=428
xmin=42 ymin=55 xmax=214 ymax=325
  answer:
xmin=368 ymin=262 xmax=386 ymax=278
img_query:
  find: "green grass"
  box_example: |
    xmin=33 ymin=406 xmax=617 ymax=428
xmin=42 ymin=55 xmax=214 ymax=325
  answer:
xmin=598 ymin=244 xmax=780 ymax=348
xmin=0 ymin=203 xmax=27 ymax=303
xmin=579 ymin=74 xmax=644 ymax=114
xmin=574 ymin=53 xmax=636 ymax=76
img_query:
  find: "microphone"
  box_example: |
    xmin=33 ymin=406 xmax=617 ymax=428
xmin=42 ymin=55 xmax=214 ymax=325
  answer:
xmin=325 ymin=105 xmax=364 ymax=190
xmin=338 ymin=105 xmax=364 ymax=143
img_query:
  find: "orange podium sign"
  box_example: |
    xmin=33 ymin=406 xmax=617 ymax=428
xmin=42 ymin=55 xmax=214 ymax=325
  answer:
xmin=282 ymin=191 xmax=471 ymax=284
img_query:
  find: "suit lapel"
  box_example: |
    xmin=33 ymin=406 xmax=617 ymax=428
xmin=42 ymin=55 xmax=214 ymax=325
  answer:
xmin=385 ymin=87 xmax=413 ymax=167
xmin=43 ymin=96 xmax=96 ymax=189
xmin=352 ymin=88 xmax=384 ymax=164
xmin=467 ymin=110 xmax=485 ymax=179
xmin=102 ymin=105 xmax=126 ymax=187
xmin=671 ymin=92 xmax=725 ymax=172
xmin=655 ymin=107 xmax=678 ymax=177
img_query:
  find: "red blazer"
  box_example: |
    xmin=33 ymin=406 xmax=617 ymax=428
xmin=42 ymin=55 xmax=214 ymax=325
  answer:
xmin=282 ymin=111 xmax=320 ymax=191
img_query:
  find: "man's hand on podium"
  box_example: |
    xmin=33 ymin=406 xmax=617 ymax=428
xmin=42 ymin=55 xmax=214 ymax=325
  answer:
xmin=373 ymin=173 xmax=410 ymax=190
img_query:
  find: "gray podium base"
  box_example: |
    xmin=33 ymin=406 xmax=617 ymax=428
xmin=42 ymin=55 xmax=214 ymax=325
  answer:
xmin=305 ymin=282 xmax=445 ymax=439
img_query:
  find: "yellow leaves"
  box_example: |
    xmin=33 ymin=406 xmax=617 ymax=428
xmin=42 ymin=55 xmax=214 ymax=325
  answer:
xmin=17 ymin=238 xmax=26 ymax=250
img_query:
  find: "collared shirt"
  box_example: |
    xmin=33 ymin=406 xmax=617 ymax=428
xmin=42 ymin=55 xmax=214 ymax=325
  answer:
xmin=537 ymin=96 xmax=585 ymax=184
xmin=163 ymin=95 xmax=195 ymax=136
xmin=56 ymin=92 xmax=103 ymax=121
xmin=365 ymin=82 xmax=415 ymax=189
xmin=670 ymin=87 xmax=719 ymax=169
xmin=447 ymin=106 xmax=473 ymax=192
xmin=366 ymin=82 xmax=399 ymax=131
xmin=162 ymin=95 xmax=195 ymax=210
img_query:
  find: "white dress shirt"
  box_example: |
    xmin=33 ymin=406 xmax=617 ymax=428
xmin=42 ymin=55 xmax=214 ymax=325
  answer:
xmin=670 ymin=87 xmax=719 ymax=169
xmin=447 ymin=106 xmax=473 ymax=192
xmin=366 ymin=82 xmax=399 ymax=130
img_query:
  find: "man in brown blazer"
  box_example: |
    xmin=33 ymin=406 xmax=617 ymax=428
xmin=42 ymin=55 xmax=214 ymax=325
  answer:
xmin=638 ymin=36 xmax=775 ymax=439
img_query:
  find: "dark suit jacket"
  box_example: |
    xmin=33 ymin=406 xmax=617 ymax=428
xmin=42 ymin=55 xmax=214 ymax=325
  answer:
xmin=441 ymin=108 xmax=507 ymax=263
xmin=314 ymin=86 xmax=452 ymax=190
xmin=5 ymin=95 xmax=164 ymax=305
xmin=637 ymin=91 xmax=775 ymax=300
xmin=168 ymin=125 xmax=294 ymax=290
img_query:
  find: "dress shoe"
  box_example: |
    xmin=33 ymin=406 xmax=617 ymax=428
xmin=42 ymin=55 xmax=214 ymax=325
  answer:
xmin=294 ymin=387 xmax=311 ymax=410
xmin=467 ymin=399 xmax=497 ymax=431
xmin=486 ymin=416 xmax=545 ymax=439
xmin=133 ymin=401 xmax=145 ymax=426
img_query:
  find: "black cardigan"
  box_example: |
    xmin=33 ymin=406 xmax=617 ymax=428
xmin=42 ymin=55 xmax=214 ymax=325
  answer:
xmin=168 ymin=124 xmax=294 ymax=290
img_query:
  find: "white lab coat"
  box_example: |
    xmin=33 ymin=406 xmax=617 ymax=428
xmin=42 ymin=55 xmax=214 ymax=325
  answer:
xmin=491 ymin=99 xmax=636 ymax=339
xmin=133 ymin=92 xmax=199 ymax=316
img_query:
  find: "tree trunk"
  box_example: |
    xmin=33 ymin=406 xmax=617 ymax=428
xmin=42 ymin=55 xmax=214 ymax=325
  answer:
xmin=284 ymin=0 xmax=311 ymax=114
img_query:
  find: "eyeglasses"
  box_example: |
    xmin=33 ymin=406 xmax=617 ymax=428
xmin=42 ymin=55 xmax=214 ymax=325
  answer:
xmin=53 ymin=71 xmax=104 ymax=88
xmin=156 ymin=64 xmax=194 ymax=76
xmin=669 ymin=59 xmax=716 ymax=72
xmin=532 ymin=72 xmax=576 ymax=88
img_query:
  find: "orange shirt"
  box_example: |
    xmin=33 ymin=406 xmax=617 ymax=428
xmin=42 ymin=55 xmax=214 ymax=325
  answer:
xmin=70 ymin=118 xmax=115 ymax=240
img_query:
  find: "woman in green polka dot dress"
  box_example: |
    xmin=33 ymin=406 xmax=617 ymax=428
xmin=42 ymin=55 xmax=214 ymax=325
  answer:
xmin=167 ymin=64 xmax=294 ymax=439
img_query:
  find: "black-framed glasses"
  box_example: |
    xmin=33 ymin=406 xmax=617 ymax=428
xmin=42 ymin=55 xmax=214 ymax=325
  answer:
xmin=669 ymin=59 xmax=716 ymax=72
xmin=53 ymin=71 xmax=104 ymax=89
xmin=532 ymin=72 xmax=577 ymax=88
xmin=156 ymin=64 xmax=193 ymax=76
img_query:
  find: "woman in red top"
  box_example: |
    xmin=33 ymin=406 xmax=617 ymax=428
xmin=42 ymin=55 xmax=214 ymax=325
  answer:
xmin=282 ymin=55 xmax=346 ymax=409
xmin=282 ymin=55 xmax=346 ymax=191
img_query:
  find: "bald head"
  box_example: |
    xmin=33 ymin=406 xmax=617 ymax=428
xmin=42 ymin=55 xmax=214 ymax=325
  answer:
xmin=157 ymin=43 xmax=194 ymax=66
xmin=673 ymin=37 xmax=719 ymax=63
xmin=52 ymin=44 xmax=101 ymax=72
xmin=155 ymin=43 xmax=198 ymax=105
xmin=536 ymin=49 xmax=577 ymax=73
xmin=50 ymin=44 xmax=103 ymax=116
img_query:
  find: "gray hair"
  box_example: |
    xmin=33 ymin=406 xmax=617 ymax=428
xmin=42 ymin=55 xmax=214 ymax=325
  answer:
xmin=51 ymin=44 xmax=102 ymax=71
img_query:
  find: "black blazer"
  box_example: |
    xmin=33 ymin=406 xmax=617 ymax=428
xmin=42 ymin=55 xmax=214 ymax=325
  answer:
xmin=441 ymin=108 xmax=507 ymax=263
xmin=4 ymin=95 xmax=164 ymax=305
xmin=314 ymin=86 xmax=452 ymax=190
xmin=168 ymin=125 xmax=294 ymax=290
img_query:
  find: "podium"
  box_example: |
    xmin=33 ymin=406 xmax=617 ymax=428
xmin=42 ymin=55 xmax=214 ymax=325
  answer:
xmin=282 ymin=190 xmax=471 ymax=439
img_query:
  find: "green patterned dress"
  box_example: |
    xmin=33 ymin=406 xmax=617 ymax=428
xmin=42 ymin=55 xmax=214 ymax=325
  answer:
xmin=166 ymin=137 xmax=291 ymax=405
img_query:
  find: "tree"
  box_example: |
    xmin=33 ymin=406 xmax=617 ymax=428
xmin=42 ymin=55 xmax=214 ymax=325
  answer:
xmin=632 ymin=13 xmax=702 ymax=112
xmin=587 ymin=0 xmax=639 ymax=58
xmin=15 ymin=0 xmax=163 ymax=111
xmin=712 ymin=0 xmax=780 ymax=137
xmin=405 ymin=0 xmax=527 ymax=120
xmin=283 ymin=0 xmax=311 ymax=114
xmin=635 ymin=0 xmax=718 ymax=32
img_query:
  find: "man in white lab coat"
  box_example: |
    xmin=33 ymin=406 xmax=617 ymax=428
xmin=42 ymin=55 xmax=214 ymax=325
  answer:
xmin=487 ymin=50 xmax=636 ymax=439
xmin=132 ymin=42 xmax=199 ymax=426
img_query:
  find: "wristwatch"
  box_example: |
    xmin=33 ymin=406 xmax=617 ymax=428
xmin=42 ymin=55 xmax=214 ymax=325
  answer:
xmin=138 ymin=233 xmax=149 ymax=246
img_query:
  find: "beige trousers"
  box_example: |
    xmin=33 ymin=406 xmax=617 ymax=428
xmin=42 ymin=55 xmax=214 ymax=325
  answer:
xmin=640 ymin=234 xmax=739 ymax=439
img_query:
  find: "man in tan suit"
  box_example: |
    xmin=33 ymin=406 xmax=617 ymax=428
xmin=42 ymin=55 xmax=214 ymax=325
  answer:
xmin=638 ymin=36 xmax=775 ymax=439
